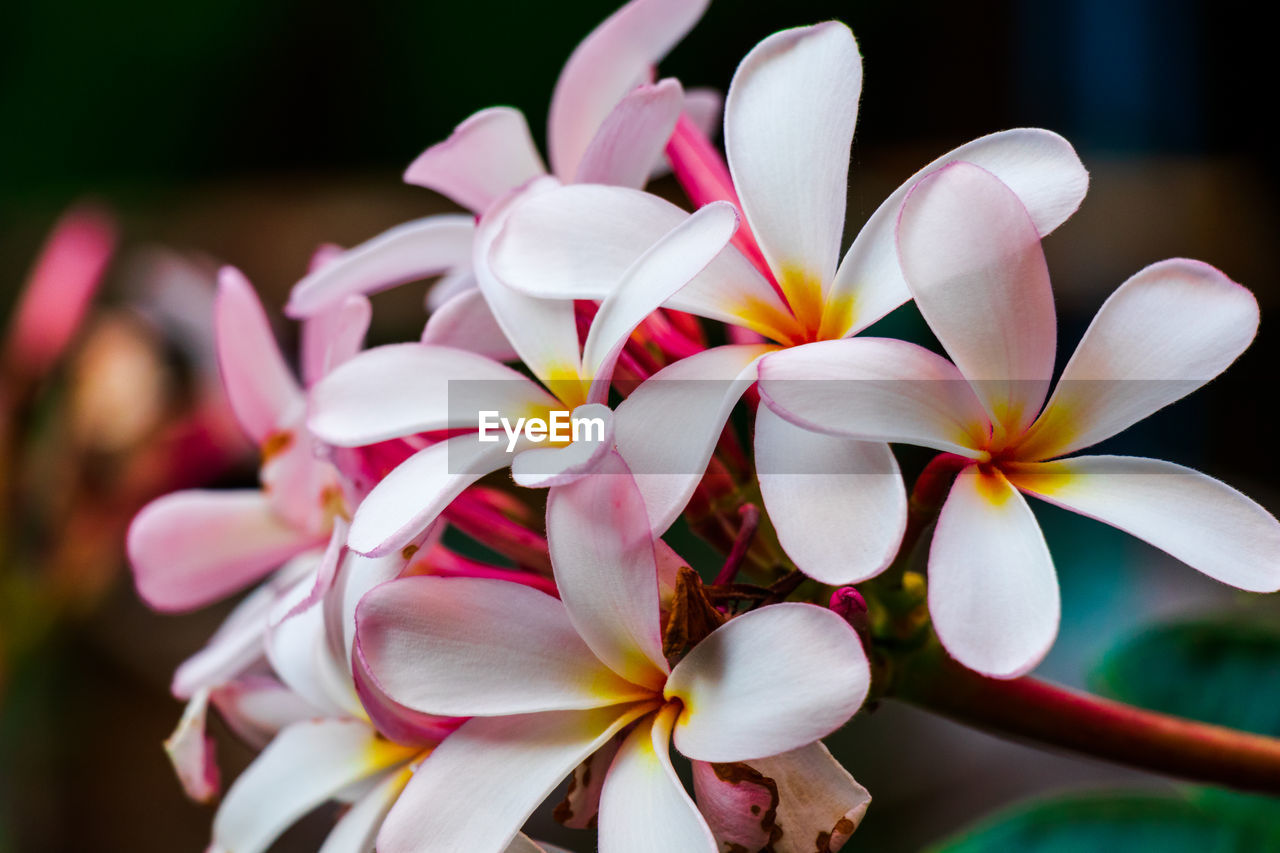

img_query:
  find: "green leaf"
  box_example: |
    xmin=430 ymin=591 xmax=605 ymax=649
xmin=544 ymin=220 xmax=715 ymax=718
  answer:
xmin=929 ymin=792 xmax=1279 ymax=853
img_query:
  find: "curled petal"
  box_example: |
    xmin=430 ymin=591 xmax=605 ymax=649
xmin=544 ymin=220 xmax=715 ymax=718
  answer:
xmin=404 ymin=107 xmax=546 ymax=212
xmin=511 ymin=404 xmax=616 ymax=489
xmin=420 ymin=287 xmax=519 ymax=361
xmin=164 ymin=689 xmax=220 ymax=803
xmin=576 ymin=78 xmax=685 ymax=187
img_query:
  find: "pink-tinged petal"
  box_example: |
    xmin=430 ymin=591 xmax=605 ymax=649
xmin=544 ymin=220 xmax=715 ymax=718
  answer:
xmin=356 ymin=576 xmax=650 ymax=716
xmin=5 ymin=204 xmax=115 ymax=379
xmin=691 ymin=741 xmax=870 ymax=853
xmin=546 ymin=451 xmax=669 ymax=689
xmin=404 ymin=107 xmax=547 ymax=212
xmin=599 ymin=704 xmax=718 ymax=853
xmin=757 ymin=338 xmax=990 ymax=456
xmin=164 ymin=689 xmax=220 ymax=803
xmin=665 ymin=603 xmax=869 ymax=762
xmin=555 ymin=733 xmax=624 ymax=829
xmin=511 ymin=403 xmax=615 ymax=489
xmin=929 ymin=465 xmax=1059 ymax=678
xmin=210 ymin=719 xmax=416 ymax=853
xmin=128 ymin=490 xmax=319 ymax=612
xmin=548 ymin=0 xmax=710 ymax=179
xmin=308 ymin=343 xmax=558 ymax=447
xmin=425 ymin=265 xmax=477 ymax=311
xmin=507 ymin=835 xmax=573 ymax=853
xmin=285 ymin=215 xmax=475 ymax=317
xmin=259 ymin=424 xmax=340 ymax=535
xmin=897 ymin=162 xmax=1057 ymax=437
xmin=614 ymin=344 xmax=773 ymax=534
xmin=1018 ymin=259 xmax=1259 ymax=460
xmin=575 ymin=78 xmax=684 ymax=187
xmin=725 ymin=22 xmax=862 ymax=325
xmin=489 ymin=185 xmax=794 ymax=342
xmin=352 ymin=651 xmax=464 ymax=748
xmin=215 ymin=267 xmax=303 ymax=443
xmin=420 ymin=287 xmax=519 ymax=361
xmin=580 ymin=200 xmax=740 ymax=401
xmin=827 ymin=128 xmax=1088 ymax=339
xmin=323 ymin=536 xmax=428 ymax=669
xmin=755 ymin=405 xmax=906 ymax=584
xmin=210 ymin=676 xmax=320 ymax=749
xmin=649 ymin=87 xmax=724 ymax=180
xmin=377 ymin=705 xmax=655 ymax=852
xmin=1008 ymin=456 xmax=1280 ymax=593
xmin=301 ymin=295 xmax=372 ymax=387
xmin=267 ymin=579 xmax=363 ymax=719
xmin=318 ymin=766 xmax=411 ymax=853
xmin=346 ymin=434 xmax=512 ymax=557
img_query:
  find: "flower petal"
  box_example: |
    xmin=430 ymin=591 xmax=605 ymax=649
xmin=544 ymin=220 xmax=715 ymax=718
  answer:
xmin=346 ymin=434 xmax=513 ymax=557
xmin=267 ymin=579 xmax=363 ymax=719
xmin=318 ymin=766 xmax=411 ymax=853
xmin=420 ymin=287 xmax=519 ymax=361
xmin=1008 ymin=455 xmax=1280 ymax=593
xmin=510 ymin=403 xmax=616 ymax=489
xmin=356 ymin=576 xmax=650 ymax=716
xmin=548 ymin=0 xmax=710 ymax=180
xmin=755 ymin=405 xmax=906 ymax=584
xmin=575 ymin=78 xmax=685 ymax=187
xmin=758 ymin=337 xmax=991 ymax=457
xmin=164 ymin=689 xmax=220 ymax=803
xmin=215 ymin=267 xmax=303 ymax=443
xmin=691 ymin=741 xmax=871 ymax=853
xmin=403 ymin=107 xmax=546 ymax=212
xmin=599 ymin=704 xmax=718 ymax=853
xmin=546 ymin=450 xmax=670 ymax=690
xmin=725 ymin=22 xmax=861 ymax=322
xmin=827 ymin=128 xmax=1088 ymax=339
xmin=210 ymin=719 xmax=415 ymax=853
xmin=614 ymin=344 xmax=773 ymax=534
xmin=897 ymin=161 xmax=1057 ymax=436
xmin=929 ymin=465 xmax=1059 ymax=678
xmin=666 ymin=603 xmax=869 ymax=762
xmin=301 ymin=295 xmax=372 ymax=387
xmin=210 ymin=676 xmax=320 ymax=750
xmin=1018 ymin=259 xmax=1259 ymax=460
xmin=128 ymin=490 xmax=319 ymax=612
xmin=377 ymin=706 xmax=653 ymax=852
xmin=308 ymin=343 xmax=557 ymax=447
xmin=285 ymin=215 xmax=475 ymax=317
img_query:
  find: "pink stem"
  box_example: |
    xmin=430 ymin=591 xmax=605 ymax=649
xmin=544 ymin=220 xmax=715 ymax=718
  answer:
xmin=443 ymin=495 xmax=552 ymax=573
xmin=414 ymin=545 xmax=559 ymax=597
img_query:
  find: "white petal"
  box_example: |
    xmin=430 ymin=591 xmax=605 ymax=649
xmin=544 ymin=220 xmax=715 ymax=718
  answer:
xmin=1008 ymin=455 xmax=1280 ymax=593
xmin=285 ymin=215 xmax=475 ymax=317
xmin=318 ymin=767 xmax=410 ymax=853
xmin=725 ymin=22 xmax=861 ymax=323
xmin=210 ymin=676 xmax=320 ymax=749
xmin=546 ymin=450 xmax=670 ymax=690
xmin=346 ymin=434 xmax=513 ymax=557
xmin=614 ymin=344 xmax=772 ymax=534
xmin=929 ymin=465 xmax=1059 ymax=678
xmin=420 ymin=288 xmax=519 ymax=361
xmin=376 ymin=706 xmax=653 ymax=852
xmin=301 ymin=295 xmax=371 ymax=387
xmin=758 ymin=337 xmax=991 ymax=457
xmin=356 ymin=576 xmax=650 ymax=716
xmin=403 ymin=107 xmax=546 ymax=212
xmin=598 ymin=704 xmax=718 ymax=853
xmin=164 ymin=690 xmax=219 ymax=803
xmin=755 ymin=405 xmax=906 ymax=584
xmin=425 ymin=265 xmax=477 ymax=311
xmin=210 ymin=719 xmax=414 ymax=853
xmin=666 ymin=604 xmax=869 ymax=762
xmin=267 ymin=579 xmax=362 ymax=719
xmin=827 ymin=128 xmax=1088 ymax=339
xmin=510 ymin=403 xmax=615 ymax=489
xmin=576 ymin=78 xmax=685 ymax=187
xmin=897 ymin=161 xmax=1057 ymax=436
xmin=308 ymin=343 xmax=557 ymax=447
xmin=1018 ymin=259 xmax=1259 ymax=460
xmin=548 ymin=0 xmax=710 ymax=179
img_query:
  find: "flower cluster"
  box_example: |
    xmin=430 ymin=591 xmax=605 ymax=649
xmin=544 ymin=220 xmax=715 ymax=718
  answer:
xmin=127 ymin=1 xmax=1280 ymax=851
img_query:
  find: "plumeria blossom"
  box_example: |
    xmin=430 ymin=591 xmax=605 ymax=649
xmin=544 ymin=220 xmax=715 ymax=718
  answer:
xmin=489 ymin=20 xmax=1089 ymax=585
xmin=307 ymin=200 xmax=741 ymax=557
xmin=128 ymin=265 xmax=363 ymax=611
xmin=759 ymin=161 xmax=1280 ymax=677
xmin=284 ymin=0 xmax=719 ymax=361
xmin=355 ymin=455 xmax=871 ymax=852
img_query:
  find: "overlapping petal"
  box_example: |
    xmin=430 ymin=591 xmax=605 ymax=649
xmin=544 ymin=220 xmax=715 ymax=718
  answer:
xmin=419 ymin=288 xmax=519 ymax=361
xmin=300 ymin=295 xmax=372 ymax=387
xmin=576 ymin=79 xmax=685 ymax=187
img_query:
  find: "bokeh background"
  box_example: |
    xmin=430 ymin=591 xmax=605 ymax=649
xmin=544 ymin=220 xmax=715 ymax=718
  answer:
xmin=2 ymin=0 xmax=1278 ymax=850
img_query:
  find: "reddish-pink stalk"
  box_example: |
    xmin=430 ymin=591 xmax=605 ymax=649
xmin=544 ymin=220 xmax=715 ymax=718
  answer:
xmin=442 ymin=494 xmax=552 ymax=573
xmin=714 ymin=503 xmax=760 ymax=587
xmin=412 ymin=545 xmax=558 ymax=597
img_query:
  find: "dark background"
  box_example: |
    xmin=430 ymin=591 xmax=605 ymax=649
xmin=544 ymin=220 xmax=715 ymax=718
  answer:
xmin=2 ymin=0 xmax=1278 ymax=850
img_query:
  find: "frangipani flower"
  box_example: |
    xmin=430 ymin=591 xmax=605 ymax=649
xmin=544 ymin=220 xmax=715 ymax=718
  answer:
xmin=128 ymin=264 xmax=364 ymax=611
xmin=489 ymin=21 xmax=1089 ymax=585
xmin=307 ymin=200 xmax=741 ymax=557
xmin=355 ymin=454 xmax=871 ymax=852
xmin=284 ymin=0 xmax=718 ymax=359
xmin=759 ymin=161 xmax=1280 ymax=677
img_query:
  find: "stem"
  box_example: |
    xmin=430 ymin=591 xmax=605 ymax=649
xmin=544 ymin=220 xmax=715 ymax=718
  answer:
xmin=892 ymin=643 xmax=1280 ymax=795
xmin=714 ymin=503 xmax=760 ymax=587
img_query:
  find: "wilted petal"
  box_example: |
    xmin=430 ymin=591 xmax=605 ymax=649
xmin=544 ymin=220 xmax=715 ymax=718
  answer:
xmin=576 ymin=78 xmax=685 ymax=187
xmin=404 ymin=107 xmax=546 ymax=212
xmin=420 ymin=287 xmax=519 ymax=361
xmin=755 ymin=405 xmax=906 ymax=584
xmin=301 ymin=295 xmax=372 ymax=387
xmin=164 ymin=689 xmax=220 ymax=803
xmin=929 ymin=465 xmax=1059 ymax=678
xmin=1008 ymin=455 xmax=1280 ymax=593
xmin=555 ymin=733 xmax=623 ymax=829
xmin=665 ymin=604 xmax=869 ymax=762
